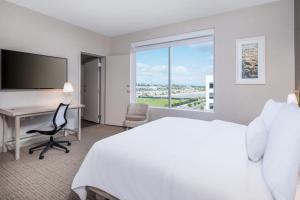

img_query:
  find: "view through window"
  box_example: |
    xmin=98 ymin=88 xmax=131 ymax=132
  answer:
xmin=135 ymin=36 xmax=214 ymax=111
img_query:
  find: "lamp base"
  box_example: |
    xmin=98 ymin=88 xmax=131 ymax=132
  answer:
xmin=63 ymin=93 xmax=73 ymax=104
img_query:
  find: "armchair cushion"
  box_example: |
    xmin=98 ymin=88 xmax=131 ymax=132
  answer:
xmin=126 ymin=114 xmax=147 ymax=121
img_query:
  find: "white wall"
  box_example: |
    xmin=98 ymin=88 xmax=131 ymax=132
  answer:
xmin=296 ymin=0 xmax=300 ymax=91
xmin=109 ymin=0 xmax=295 ymax=125
xmin=0 ymin=1 xmax=110 ymax=147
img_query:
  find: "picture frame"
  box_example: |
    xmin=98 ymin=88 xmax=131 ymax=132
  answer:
xmin=236 ymin=36 xmax=265 ymax=84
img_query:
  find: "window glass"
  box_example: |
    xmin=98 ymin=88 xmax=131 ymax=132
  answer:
xmin=136 ymin=48 xmax=169 ymax=107
xmin=170 ymin=42 xmax=214 ymax=110
xmin=135 ymin=36 xmax=214 ymax=111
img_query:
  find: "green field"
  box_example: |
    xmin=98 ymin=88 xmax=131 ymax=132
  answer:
xmin=137 ymin=97 xmax=197 ymax=107
xmin=137 ymin=98 xmax=170 ymax=107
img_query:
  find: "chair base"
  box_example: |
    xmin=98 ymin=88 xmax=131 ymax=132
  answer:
xmin=29 ymin=136 xmax=71 ymax=159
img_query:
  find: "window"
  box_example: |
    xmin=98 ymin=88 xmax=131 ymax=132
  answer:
xmin=136 ymin=48 xmax=169 ymax=107
xmin=134 ymin=31 xmax=214 ymax=111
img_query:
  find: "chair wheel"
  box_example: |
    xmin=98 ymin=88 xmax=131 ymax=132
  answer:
xmin=29 ymin=150 xmax=33 ymax=154
xmin=39 ymin=155 xmax=44 ymax=160
xmin=65 ymin=149 xmax=69 ymax=153
xmin=67 ymin=142 xmax=71 ymax=146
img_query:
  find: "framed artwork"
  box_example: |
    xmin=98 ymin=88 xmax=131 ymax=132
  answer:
xmin=236 ymin=36 xmax=265 ymax=84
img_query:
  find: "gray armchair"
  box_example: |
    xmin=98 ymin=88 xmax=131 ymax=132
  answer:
xmin=124 ymin=103 xmax=149 ymax=129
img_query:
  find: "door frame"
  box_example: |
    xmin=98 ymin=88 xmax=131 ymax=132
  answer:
xmin=80 ymin=52 xmax=106 ymax=124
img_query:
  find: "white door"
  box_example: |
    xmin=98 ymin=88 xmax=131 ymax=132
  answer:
xmin=106 ymin=55 xmax=130 ymax=126
xmin=84 ymin=59 xmax=100 ymax=123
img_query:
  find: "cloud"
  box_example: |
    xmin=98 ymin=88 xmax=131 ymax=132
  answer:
xmin=136 ymin=62 xmax=213 ymax=86
xmin=152 ymin=65 xmax=167 ymax=72
xmin=137 ymin=63 xmax=167 ymax=72
xmin=136 ymin=63 xmax=168 ymax=84
xmin=172 ymin=66 xmax=188 ymax=73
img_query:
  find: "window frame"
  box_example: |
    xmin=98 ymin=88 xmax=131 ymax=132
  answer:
xmin=131 ymin=29 xmax=215 ymax=112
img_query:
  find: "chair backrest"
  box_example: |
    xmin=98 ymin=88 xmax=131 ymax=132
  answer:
xmin=53 ymin=103 xmax=69 ymax=128
xmin=127 ymin=103 xmax=149 ymax=116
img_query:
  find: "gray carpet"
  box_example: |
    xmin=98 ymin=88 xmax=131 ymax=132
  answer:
xmin=81 ymin=120 xmax=98 ymax=128
xmin=0 ymin=125 xmax=124 ymax=200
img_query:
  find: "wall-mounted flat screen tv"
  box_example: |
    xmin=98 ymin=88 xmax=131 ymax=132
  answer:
xmin=0 ymin=49 xmax=67 ymax=89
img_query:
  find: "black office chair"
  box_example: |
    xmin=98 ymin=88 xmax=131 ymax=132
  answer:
xmin=27 ymin=103 xmax=71 ymax=159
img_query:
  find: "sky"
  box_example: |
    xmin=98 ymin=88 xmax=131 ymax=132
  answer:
xmin=136 ymin=41 xmax=214 ymax=86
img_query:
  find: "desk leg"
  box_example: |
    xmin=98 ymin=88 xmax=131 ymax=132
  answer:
xmin=2 ymin=116 xmax=7 ymax=153
xmin=77 ymin=108 xmax=81 ymax=141
xmin=63 ymin=128 xmax=67 ymax=137
xmin=15 ymin=116 xmax=20 ymax=160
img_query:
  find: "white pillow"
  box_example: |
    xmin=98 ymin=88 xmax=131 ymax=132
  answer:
xmin=260 ymin=99 xmax=284 ymax=131
xmin=246 ymin=117 xmax=268 ymax=162
xmin=263 ymin=104 xmax=300 ymax=200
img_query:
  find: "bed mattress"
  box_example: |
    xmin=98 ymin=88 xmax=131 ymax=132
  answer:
xmin=72 ymin=117 xmax=272 ymax=200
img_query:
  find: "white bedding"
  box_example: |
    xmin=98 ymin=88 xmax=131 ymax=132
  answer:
xmin=72 ymin=117 xmax=272 ymax=200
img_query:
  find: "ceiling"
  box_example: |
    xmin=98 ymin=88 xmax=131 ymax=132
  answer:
xmin=6 ymin=0 xmax=278 ymax=37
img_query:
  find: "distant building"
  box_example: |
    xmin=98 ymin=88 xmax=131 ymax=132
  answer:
xmin=205 ymin=75 xmax=214 ymax=110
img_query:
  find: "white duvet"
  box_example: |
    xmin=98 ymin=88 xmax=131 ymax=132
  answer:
xmin=72 ymin=117 xmax=272 ymax=200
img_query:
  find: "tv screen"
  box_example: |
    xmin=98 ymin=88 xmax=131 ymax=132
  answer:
xmin=0 ymin=49 xmax=67 ymax=89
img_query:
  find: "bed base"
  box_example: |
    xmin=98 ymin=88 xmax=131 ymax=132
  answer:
xmin=87 ymin=186 xmax=119 ymax=200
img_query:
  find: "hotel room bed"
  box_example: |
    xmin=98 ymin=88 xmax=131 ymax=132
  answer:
xmin=72 ymin=117 xmax=272 ymax=200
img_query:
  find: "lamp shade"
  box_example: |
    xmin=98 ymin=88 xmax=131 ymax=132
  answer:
xmin=63 ymin=82 xmax=74 ymax=93
xmin=287 ymin=93 xmax=298 ymax=104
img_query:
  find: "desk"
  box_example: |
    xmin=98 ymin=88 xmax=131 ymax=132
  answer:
xmin=0 ymin=103 xmax=84 ymax=160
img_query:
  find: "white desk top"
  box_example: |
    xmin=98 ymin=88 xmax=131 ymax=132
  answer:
xmin=0 ymin=103 xmax=84 ymax=117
